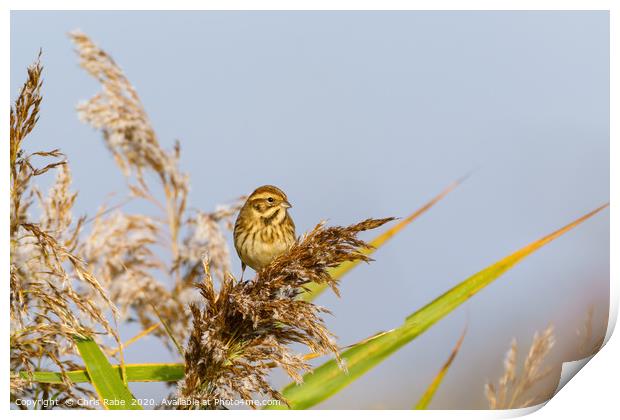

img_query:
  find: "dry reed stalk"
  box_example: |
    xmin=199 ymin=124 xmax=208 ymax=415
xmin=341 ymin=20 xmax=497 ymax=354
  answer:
xmin=485 ymin=326 xmax=555 ymax=409
xmin=178 ymin=218 xmax=394 ymax=409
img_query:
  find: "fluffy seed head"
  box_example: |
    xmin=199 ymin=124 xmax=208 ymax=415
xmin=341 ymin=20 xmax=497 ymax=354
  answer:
xmin=179 ymin=217 xmax=394 ymax=409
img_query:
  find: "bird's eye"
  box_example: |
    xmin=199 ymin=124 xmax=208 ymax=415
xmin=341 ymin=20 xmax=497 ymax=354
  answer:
xmin=267 ymin=197 xmax=274 ymax=203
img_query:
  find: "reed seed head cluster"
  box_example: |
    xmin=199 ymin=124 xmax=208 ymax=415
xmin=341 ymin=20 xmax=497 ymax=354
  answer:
xmin=179 ymin=218 xmax=394 ymax=409
xmin=485 ymin=326 xmax=556 ymax=409
xmin=68 ymin=31 xmax=241 ymax=346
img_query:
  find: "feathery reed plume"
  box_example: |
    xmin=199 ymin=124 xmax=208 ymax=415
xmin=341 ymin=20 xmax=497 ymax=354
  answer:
xmin=10 ymin=51 xmax=46 ymax=235
xmin=83 ymin=212 xmax=162 ymax=313
xmin=36 ymin=165 xmax=84 ymax=247
xmin=178 ymin=218 xmax=394 ymax=409
xmin=10 ymin=54 xmax=117 ymax=407
xmin=69 ymin=31 xmax=185 ymax=189
xmin=81 ymin=208 xmax=198 ymax=346
xmin=70 ymin=30 xmax=188 ymax=258
xmin=70 ymin=31 xmax=237 ymax=346
xmin=485 ymin=326 xmax=555 ymax=409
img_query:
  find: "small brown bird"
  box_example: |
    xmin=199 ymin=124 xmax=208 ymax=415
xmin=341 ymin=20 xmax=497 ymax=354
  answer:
xmin=234 ymin=185 xmax=296 ymax=279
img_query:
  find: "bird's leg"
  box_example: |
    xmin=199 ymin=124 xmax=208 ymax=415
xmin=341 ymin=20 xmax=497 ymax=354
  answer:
xmin=240 ymin=263 xmax=246 ymax=282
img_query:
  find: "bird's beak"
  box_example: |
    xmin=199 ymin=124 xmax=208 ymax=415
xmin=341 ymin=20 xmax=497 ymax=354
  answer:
xmin=281 ymin=200 xmax=292 ymax=209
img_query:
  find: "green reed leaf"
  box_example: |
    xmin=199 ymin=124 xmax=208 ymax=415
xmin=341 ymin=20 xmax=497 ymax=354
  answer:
xmin=414 ymin=326 xmax=466 ymax=409
xmin=151 ymin=304 xmax=184 ymax=356
xmin=74 ymin=338 xmax=142 ymax=409
xmin=18 ymin=363 xmax=185 ymax=384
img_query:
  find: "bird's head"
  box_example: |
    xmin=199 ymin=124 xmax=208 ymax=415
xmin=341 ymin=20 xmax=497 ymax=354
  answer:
xmin=246 ymin=185 xmax=292 ymax=224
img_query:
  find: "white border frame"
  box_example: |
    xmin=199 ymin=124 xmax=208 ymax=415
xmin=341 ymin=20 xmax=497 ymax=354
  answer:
xmin=2 ymin=2 xmax=616 ymax=419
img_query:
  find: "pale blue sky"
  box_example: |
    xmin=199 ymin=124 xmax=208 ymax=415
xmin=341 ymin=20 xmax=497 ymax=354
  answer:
xmin=11 ymin=11 xmax=609 ymax=409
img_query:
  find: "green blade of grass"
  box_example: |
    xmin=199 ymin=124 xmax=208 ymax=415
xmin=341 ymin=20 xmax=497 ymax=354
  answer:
xmin=74 ymin=338 xmax=143 ymax=409
xmin=301 ymin=176 xmax=467 ymax=302
xmin=18 ymin=363 xmax=185 ymax=384
xmin=267 ymin=204 xmax=608 ymax=409
xmin=151 ymin=304 xmax=184 ymax=356
xmin=414 ymin=326 xmax=467 ymax=409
